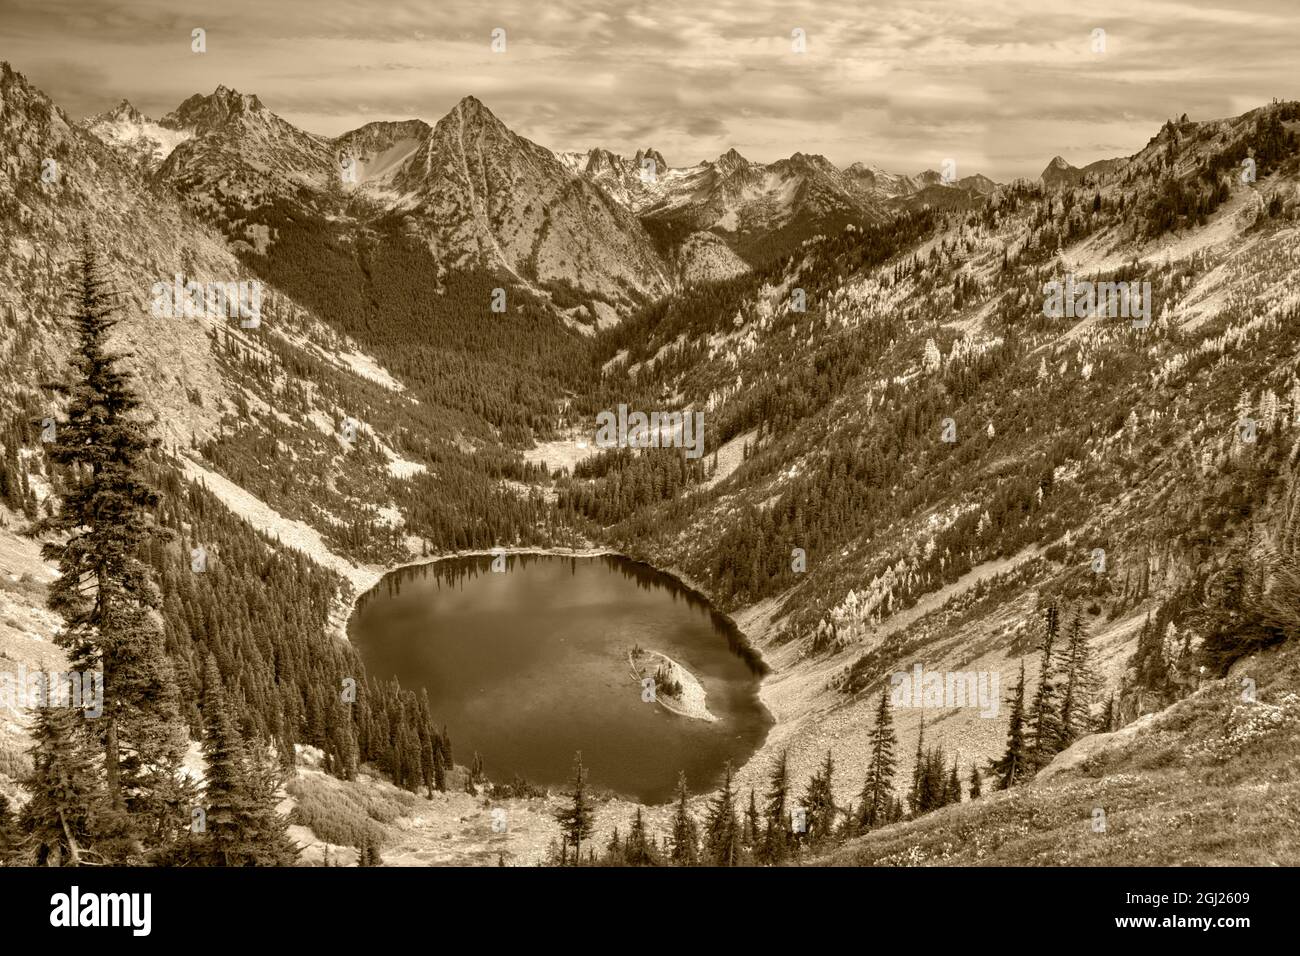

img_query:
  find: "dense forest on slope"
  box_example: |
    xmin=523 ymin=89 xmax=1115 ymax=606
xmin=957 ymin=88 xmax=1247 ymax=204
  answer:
xmin=234 ymin=203 xmax=597 ymax=446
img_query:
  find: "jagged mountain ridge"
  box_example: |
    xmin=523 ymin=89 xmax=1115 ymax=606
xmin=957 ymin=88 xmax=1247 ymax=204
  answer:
xmin=83 ymin=88 xmax=670 ymax=311
xmin=1040 ymin=154 xmax=1123 ymax=188
xmin=80 ymin=86 xmax=1005 ymax=296
xmin=83 ymin=98 xmax=193 ymax=167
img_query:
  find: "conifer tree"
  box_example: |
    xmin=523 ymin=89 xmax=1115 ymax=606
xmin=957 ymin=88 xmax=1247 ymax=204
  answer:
xmin=990 ymin=659 xmax=1027 ymax=789
xmin=20 ymin=693 xmax=102 ymax=866
xmin=907 ymin=717 xmax=926 ymax=816
xmin=968 ymin=765 xmax=983 ymax=799
xmin=242 ymin=733 xmax=299 ymax=865
xmin=1058 ymin=606 xmax=1100 ymax=747
xmin=433 ymin=747 xmax=447 ymax=792
xmin=32 ymin=244 xmax=188 ymax=847
xmin=669 ymin=771 xmax=699 ymax=866
xmin=945 ymin=758 xmax=962 ymax=805
xmin=1027 ymin=604 xmax=1062 ymax=768
xmin=1101 ymin=693 xmax=1117 ymax=733
xmin=553 ymin=751 xmax=595 ymax=866
xmin=358 ymin=837 xmax=382 ymax=866
xmin=187 ymin=655 xmax=297 ymax=866
xmin=760 ymin=750 xmax=790 ymax=863
xmin=857 ymin=688 xmax=897 ymax=830
xmin=415 ymin=689 xmax=438 ymax=797
xmin=802 ymin=750 xmax=837 ymax=846
xmin=916 ymin=746 xmax=945 ymax=814
xmin=703 ymin=762 xmax=741 ymax=866
xmin=624 ymin=808 xmax=655 ymax=866
xmin=742 ymin=788 xmax=759 ymax=850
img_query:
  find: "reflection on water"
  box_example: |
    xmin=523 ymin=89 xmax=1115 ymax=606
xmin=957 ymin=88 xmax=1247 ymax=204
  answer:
xmin=348 ymin=554 xmax=771 ymax=803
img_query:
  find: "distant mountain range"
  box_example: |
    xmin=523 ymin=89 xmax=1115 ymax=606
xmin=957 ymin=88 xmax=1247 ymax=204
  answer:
xmin=82 ymin=86 xmax=1075 ymax=297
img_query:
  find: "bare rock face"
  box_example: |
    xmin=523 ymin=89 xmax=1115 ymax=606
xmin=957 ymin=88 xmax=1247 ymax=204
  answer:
xmin=388 ymin=96 xmax=669 ymax=309
xmin=156 ymin=85 xmax=337 ymax=212
xmin=0 ymin=63 xmax=238 ymax=448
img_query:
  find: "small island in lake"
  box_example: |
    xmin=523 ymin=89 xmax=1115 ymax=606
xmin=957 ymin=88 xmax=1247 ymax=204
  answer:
xmin=629 ymin=646 xmax=718 ymax=722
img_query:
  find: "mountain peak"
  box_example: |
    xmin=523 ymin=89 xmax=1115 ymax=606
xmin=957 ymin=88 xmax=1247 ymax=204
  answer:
xmin=633 ymin=147 xmax=668 ymax=172
xmin=784 ymin=151 xmax=838 ymax=174
xmin=845 ymin=161 xmax=897 ymax=179
xmin=435 ymin=95 xmax=513 ymax=138
xmin=713 ymin=147 xmax=750 ymax=174
xmin=452 ymin=94 xmax=494 ymax=119
xmin=209 ymin=84 xmax=264 ymax=110
xmin=584 ymin=146 xmax=620 ymax=171
xmin=1040 ymin=155 xmax=1083 ymax=187
xmin=86 ymin=98 xmax=146 ymax=126
xmin=163 ymin=85 xmax=267 ymax=130
xmin=110 ymin=98 xmax=143 ymax=120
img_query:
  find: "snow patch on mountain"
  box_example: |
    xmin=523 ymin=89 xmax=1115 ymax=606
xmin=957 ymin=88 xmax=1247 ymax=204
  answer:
xmin=83 ymin=100 xmax=192 ymax=165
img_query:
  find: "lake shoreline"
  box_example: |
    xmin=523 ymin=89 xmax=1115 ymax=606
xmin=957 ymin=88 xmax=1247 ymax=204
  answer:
xmin=337 ymin=545 xmax=775 ymax=808
xmin=338 ymin=547 xmax=768 ymax=677
xmin=332 ymin=545 xmax=619 ymax=642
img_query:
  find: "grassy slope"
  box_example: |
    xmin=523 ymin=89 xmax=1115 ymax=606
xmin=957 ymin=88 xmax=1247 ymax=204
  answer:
xmin=812 ymin=639 xmax=1300 ymax=866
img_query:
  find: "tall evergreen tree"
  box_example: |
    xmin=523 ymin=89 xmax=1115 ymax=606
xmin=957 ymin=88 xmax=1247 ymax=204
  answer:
xmin=1027 ymin=604 xmax=1062 ymax=768
xmin=703 ymin=762 xmax=741 ymax=866
xmin=1100 ymin=693 xmax=1117 ymax=733
xmin=742 ymin=788 xmax=759 ymax=850
xmin=669 ymin=771 xmax=699 ymax=866
xmin=553 ymin=751 xmax=595 ymax=866
xmin=968 ymin=765 xmax=983 ymax=800
xmin=359 ymin=837 xmax=382 ymax=866
xmin=945 ymin=758 xmax=962 ymax=805
xmin=802 ymin=750 xmax=837 ymax=846
xmin=916 ymin=746 xmax=946 ymax=814
xmin=32 ymin=244 xmax=187 ymax=849
xmin=623 ymin=808 xmax=655 ymax=866
xmin=907 ymin=717 xmax=927 ymax=816
xmin=604 ymin=826 xmax=622 ymax=863
xmin=760 ymin=750 xmax=790 ymax=864
xmin=857 ymin=688 xmax=897 ymax=830
xmin=990 ymin=659 xmax=1028 ymax=789
xmin=1058 ymin=606 xmax=1101 ymax=747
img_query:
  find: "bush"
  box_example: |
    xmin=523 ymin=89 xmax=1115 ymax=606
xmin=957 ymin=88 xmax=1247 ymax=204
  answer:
xmin=285 ymin=775 xmax=411 ymax=849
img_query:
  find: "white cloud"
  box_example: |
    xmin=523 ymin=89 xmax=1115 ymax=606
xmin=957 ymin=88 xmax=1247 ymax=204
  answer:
xmin=6 ymin=0 xmax=1298 ymax=179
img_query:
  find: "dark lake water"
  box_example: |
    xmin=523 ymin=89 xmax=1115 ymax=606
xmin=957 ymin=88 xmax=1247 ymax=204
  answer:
xmin=347 ymin=553 xmax=772 ymax=803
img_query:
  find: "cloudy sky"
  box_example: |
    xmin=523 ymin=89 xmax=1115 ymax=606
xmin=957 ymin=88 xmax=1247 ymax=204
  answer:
xmin=3 ymin=0 xmax=1297 ymax=180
